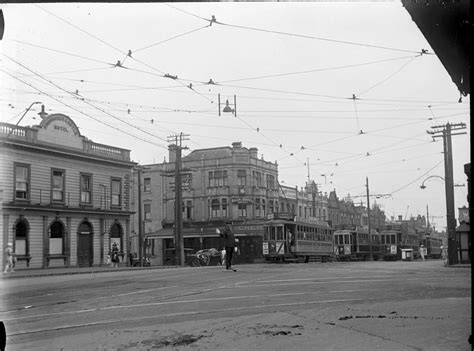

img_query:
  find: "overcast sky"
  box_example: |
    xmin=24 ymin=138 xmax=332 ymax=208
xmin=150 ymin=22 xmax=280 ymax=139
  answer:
xmin=0 ymin=1 xmax=470 ymax=230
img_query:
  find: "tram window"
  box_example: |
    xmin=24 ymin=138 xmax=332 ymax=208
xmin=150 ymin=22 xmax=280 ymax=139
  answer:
xmin=264 ymin=227 xmax=268 ymax=241
xmin=270 ymin=227 xmax=276 ymax=241
xmin=344 ymin=235 xmax=349 ymax=244
xmin=277 ymin=226 xmax=283 ymax=240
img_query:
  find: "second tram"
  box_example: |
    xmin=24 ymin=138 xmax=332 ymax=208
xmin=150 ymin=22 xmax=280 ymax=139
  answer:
xmin=333 ymin=226 xmax=381 ymax=261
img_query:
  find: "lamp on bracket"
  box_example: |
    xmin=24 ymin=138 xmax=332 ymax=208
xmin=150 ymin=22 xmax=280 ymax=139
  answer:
xmin=218 ymin=93 xmax=237 ymax=117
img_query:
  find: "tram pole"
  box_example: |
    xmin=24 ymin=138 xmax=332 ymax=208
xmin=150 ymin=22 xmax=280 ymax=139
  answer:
xmin=366 ymin=177 xmax=373 ymax=261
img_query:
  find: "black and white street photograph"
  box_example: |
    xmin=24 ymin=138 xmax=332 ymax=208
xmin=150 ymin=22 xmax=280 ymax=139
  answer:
xmin=0 ymin=1 xmax=471 ymax=350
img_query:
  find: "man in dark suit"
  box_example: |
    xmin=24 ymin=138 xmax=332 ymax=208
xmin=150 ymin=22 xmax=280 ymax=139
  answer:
xmin=221 ymin=223 xmax=237 ymax=271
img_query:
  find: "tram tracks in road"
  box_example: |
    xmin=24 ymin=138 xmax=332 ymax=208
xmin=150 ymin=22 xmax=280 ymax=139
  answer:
xmin=4 ymin=294 xmax=380 ymax=337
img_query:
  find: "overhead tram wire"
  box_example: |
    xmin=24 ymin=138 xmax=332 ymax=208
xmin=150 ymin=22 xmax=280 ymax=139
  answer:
xmin=8 ymin=37 xmax=454 ymax=108
xmin=163 ymin=3 xmax=210 ymax=22
xmin=35 ymin=4 xmax=213 ymax=105
xmin=212 ymin=20 xmax=426 ymax=55
xmin=133 ymin=25 xmax=211 ymax=54
xmin=3 ymin=54 xmax=171 ymax=146
xmin=218 ymin=54 xmax=421 ymax=84
xmin=389 ymin=159 xmax=444 ymax=195
xmin=1 ymin=69 xmax=168 ymax=150
xmin=164 ymin=4 xmax=428 ymax=55
xmin=11 ymin=39 xmax=429 ymax=107
xmin=355 ymin=55 xmax=421 ymax=97
xmin=35 ymin=4 xmax=124 ymax=56
xmin=9 ymin=39 xmax=114 ymax=66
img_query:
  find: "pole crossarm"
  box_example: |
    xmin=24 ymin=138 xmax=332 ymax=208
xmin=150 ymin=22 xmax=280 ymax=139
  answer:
xmin=427 ymin=122 xmax=467 ymax=139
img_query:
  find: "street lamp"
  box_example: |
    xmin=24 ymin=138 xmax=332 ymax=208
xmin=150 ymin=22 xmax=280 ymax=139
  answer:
xmin=420 ymin=175 xmax=445 ymax=189
xmin=218 ymin=94 xmax=237 ymax=117
xmin=420 ymin=175 xmax=465 ymax=189
xmin=6 ymin=101 xmax=41 ymax=138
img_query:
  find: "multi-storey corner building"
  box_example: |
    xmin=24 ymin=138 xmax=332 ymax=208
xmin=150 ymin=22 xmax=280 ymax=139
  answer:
xmin=136 ymin=142 xmax=279 ymax=264
xmin=0 ymin=106 xmax=136 ymax=269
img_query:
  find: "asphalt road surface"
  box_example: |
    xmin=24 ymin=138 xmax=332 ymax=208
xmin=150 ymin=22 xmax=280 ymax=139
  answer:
xmin=0 ymin=260 xmax=471 ymax=351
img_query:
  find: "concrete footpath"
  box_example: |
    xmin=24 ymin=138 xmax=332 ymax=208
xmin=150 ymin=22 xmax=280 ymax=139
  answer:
xmin=1 ymin=264 xmax=176 ymax=279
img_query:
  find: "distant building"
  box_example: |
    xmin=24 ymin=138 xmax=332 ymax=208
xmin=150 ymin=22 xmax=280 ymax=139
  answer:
xmin=1 ymin=106 xmax=136 ymax=269
xmin=278 ymin=181 xmax=328 ymax=221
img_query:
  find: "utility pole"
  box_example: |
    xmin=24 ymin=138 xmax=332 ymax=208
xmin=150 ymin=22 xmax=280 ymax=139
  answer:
xmin=366 ymin=177 xmax=373 ymax=261
xmin=167 ymin=133 xmax=189 ymax=266
xmin=137 ymin=167 xmax=143 ymax=267
xmin=427 ymin=122 xmax=466 ymax=265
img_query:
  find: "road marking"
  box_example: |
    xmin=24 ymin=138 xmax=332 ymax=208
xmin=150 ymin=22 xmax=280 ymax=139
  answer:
xmin=1 ymin=290 xmax=367 ymax=322
xmin=248 ymin=278 xmax=419 ymax=287
xmin=115 ymin=286 xmax=177 ymax=297
xmin=254 ymin=275 xmax=396 ymax=283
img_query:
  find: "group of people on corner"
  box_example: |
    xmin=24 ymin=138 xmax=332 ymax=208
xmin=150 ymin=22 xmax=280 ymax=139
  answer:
xmin=218 ymin=222 xmax=238 ymax=272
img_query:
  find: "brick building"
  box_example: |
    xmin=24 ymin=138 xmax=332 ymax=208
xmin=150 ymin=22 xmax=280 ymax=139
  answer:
xmin=136 ymin=142 xmax=279 ymax=264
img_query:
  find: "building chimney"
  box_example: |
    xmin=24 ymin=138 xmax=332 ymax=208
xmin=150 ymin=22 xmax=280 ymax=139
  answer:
xmin=249 ymin=147 xmax=258 ymax=159
xmin=232 ymin=141 xmax=242 ymax=149
xmin=168 ymin=144 xmax=177 ymax=163
xmin=398 ymin=215 xmax=403 ymax=221
xmin=38 ymin=105 xmax=48 ymax=119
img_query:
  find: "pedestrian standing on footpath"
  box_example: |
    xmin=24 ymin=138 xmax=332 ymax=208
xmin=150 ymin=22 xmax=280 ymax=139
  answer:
xmin=419 ymin=244 xmax=425 ymax=261
xmin=3 ymin=242 xmax=15 ymax=274
xmin=111 ymin=242 xmax=120 ymax=268
xmin=220 ymin=223 xmax=237 ymax=271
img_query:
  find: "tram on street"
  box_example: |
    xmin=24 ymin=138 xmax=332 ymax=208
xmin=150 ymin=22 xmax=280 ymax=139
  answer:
xmin=262 ymin=212 xmax=334 ymax=263
xmin=333 ymin=226 xmax=381 ymax=261
xmin=420 ymin=235 xmax=443 ymax=258
xmin=380 ymin=222 xmax=419 ymax=260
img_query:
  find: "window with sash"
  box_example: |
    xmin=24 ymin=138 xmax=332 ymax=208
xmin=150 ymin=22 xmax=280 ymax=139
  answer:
xmin=237 ymin=170 xmax=246 ymax=186
xmin=52 ymin=169 xmax=65 ymax=202
xmin=111 ymin=178 xmax=122 ymax=207
xmin=238 ymin=203 xmax=247 ymax=217
xmin=80 ymin=173 xmax=92 ymax=205
xmin=49 ymin=221 xmax=64 ymax=255
xmin=182 ymin=200 xmax=193 ymax=219
xmin=144 ymin=203 xmax=151 ymax=220
xmin=266 ymin=174 xmax=275 ymax=190
xmin=209 ymin=170 xmax=227 ymax=187
xmin=14 ymin=163 xmax=30 ymax=200
xmin=254 ymin=171 xmax=263 ymax=187
xmin=211 ymin=199 xmax=220 ymax=218
xmin=144 ymin=178 xmax=151 ymax=192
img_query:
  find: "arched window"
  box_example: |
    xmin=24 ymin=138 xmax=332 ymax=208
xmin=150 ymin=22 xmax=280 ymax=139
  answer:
xmin=15 ymin=219 xmax=29 ymax=256
xmin=211 ymin=199 xmax=220 ymax=218
xmin=110 ymin=223 xmax=123 ymax=252
xmin=50 ymin=221 xmax=64 ymax=254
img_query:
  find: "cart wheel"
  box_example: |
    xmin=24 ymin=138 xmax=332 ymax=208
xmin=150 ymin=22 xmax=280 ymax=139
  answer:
xmin=201 ymin=255 xmax=210 ymax=266
xmin=191 ymin=258 xmax=201 ymax=267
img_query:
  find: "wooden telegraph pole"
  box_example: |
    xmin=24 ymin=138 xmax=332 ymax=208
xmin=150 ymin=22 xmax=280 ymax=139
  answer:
xmin=366 ymin=176 xmax=373 ymax=261
xmin=427 ymin=122 xmax=466 ymax=265
xmin=167 ymin=133 xmax=189 ymax=266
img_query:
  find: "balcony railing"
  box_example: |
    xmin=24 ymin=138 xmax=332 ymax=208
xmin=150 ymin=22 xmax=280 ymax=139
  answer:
xmin=1 ymin=122 xmax=130 ymax=161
